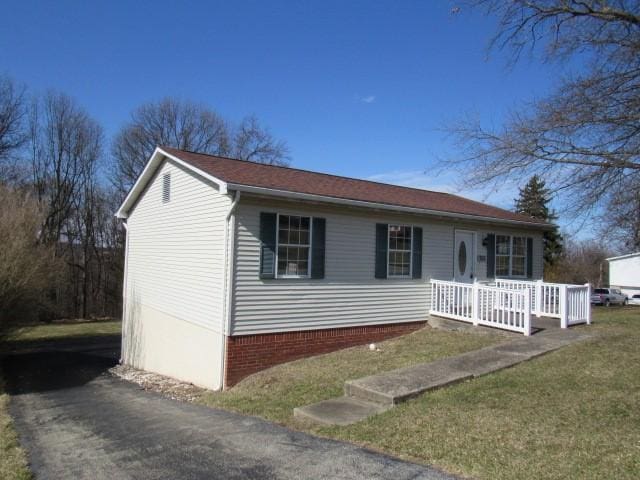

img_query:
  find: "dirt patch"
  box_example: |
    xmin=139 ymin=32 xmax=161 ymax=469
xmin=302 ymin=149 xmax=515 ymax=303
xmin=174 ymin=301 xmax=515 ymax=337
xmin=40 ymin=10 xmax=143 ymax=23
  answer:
xmin=109 ymin=364 xmax=206 ymax=402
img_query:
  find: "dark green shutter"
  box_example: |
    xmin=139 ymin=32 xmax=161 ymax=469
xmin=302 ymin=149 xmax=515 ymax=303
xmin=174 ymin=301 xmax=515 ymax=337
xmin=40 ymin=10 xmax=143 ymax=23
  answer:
xmin=375 ymin=223 xmax=388 ymax=279
xmin=311 ymin=217 xmax=326 ymax=279
xmin=486 ymin=233 xmax=496 ymax=278
xmin=526 ymin=237 xmax=533 ymax=279
xmin=259 ymin=212 xmax=277 ymax=279
xmin=412 ymin=227 xmax=423 ymax=279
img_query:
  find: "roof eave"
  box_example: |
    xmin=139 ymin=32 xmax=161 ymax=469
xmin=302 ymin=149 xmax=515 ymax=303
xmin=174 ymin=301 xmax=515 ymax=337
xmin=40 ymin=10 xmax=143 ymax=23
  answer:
xmin=226 ymin=183 xmax=553 ymax=230
xmin=606 ymin=252 xmax=640 ymax=261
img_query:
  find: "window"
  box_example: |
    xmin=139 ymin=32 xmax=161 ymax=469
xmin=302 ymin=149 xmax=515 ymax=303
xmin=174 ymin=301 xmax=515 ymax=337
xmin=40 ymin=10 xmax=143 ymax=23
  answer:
xmin=277 ymin=215 xmax=310 ymax=277
xmin=512 ymin=237 xmax=526 ymax=276
xmin=388 ymin=225 xmax=412 ymax=277
xmin=162 ymin=173 xmax=171 ymax=203
xmin=496 ymin=235 xmax=510 ymax=276
xmin=495 ymin=235 xmax=527 ymax=277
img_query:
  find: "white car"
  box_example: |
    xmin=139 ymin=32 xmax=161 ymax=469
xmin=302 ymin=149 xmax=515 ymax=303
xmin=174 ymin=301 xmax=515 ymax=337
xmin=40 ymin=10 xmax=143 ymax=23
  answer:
xmin=629 ymin=294 xmax=640 ymax=306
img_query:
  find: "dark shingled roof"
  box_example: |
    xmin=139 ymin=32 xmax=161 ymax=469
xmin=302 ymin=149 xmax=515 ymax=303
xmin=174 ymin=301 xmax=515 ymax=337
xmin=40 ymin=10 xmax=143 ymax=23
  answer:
xmin=161 ymin=146 xmax=549 ymax=226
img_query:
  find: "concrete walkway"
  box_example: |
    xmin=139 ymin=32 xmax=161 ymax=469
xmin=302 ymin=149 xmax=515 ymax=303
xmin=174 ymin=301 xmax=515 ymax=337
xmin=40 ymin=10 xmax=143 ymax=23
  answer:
xmin=294 ymin=321 xmax=590 ymax=426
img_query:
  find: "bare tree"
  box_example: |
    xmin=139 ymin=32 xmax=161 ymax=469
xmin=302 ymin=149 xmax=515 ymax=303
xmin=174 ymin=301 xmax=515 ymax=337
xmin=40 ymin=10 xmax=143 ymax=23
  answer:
xmin=29 ymin=92 xmax=103 ymax=247
xmin=27 ymin=92 xmax=106 ymax=318
xmin=449 ymin=1 xmax=640 ymax=216
xmin=546 ymin=236 xmax=613 ymax=286
xmin=232 ymin=115 xmax=289 ymax=165
xmin=111 ymin=98 xmax=289 ymax=195
xmin=0 ymin=75 xmax=27 ymax=181
xmin=599 ymin=181 xmax=640 ymax=250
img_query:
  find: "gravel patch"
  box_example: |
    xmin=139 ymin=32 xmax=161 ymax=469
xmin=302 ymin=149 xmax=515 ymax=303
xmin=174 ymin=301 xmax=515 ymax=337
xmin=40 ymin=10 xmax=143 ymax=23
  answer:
xmin=109 ymin=364 xmax=206 ymax=402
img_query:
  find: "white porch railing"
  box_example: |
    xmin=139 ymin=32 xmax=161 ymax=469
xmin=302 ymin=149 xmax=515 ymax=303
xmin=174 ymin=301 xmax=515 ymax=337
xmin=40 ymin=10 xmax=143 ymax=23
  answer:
xmin=565 ymin=284 xmax=592 ymax=327
xmin=494 ymin=279 xmax=591 ymax=327
xmin=430 ymin=279 xmax=591 ymax=335
xmin=430 ymin=279 xmax=531 ymax=335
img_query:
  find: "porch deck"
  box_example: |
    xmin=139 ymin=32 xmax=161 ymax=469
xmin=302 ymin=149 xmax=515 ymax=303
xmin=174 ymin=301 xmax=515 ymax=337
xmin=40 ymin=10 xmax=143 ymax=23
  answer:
xmin=429 ymin=279 xmax=592 ymax=336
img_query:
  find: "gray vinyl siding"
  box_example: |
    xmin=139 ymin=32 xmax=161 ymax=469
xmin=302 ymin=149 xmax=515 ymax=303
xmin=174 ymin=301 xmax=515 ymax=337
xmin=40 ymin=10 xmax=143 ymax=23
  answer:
xmin=125 ymin=159 xmax=231 ymax=333
xmin=230 ymin=196 xmax=544 ymax=335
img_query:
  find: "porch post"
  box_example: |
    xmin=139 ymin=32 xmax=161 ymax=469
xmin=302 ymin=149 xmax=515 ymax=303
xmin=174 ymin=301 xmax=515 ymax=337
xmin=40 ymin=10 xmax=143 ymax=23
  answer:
xmin=560 ymin=284 xmax=568 ymax=329
xmin=472 ymin=281 xmax=479 ymax=326
xmin=535 ymin=279 xmax=543 ymax=317
xmin=523 ymin=287 xmax=531 ymax=336
xmin=585 ymin=283 xmax=592 ymax=325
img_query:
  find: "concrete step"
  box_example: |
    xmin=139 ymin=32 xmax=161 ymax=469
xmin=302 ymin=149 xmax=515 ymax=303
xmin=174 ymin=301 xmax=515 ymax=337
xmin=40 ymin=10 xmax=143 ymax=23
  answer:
xmin=344 ymin=358 xmax=474 ymax=406
xmin=293 ymin=396 xmax=391 ymax=426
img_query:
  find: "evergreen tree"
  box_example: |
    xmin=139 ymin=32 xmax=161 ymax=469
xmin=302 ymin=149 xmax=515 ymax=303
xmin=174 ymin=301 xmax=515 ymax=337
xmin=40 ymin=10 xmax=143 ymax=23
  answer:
xmin=515 ymin=175 xmax=563 ymax=267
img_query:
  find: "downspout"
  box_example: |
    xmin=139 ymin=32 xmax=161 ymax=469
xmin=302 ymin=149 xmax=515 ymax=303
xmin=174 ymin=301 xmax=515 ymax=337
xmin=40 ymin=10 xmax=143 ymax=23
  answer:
xmin=120 ymin=219 xmax=130 ymax=365
xmin=219 ymin=190 xmax=241 ymax=390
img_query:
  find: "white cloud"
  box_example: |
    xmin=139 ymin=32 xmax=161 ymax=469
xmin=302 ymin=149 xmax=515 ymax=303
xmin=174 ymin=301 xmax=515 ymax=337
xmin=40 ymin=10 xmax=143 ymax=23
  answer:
xmin=359 ymin=95 xmax=376 ymax=104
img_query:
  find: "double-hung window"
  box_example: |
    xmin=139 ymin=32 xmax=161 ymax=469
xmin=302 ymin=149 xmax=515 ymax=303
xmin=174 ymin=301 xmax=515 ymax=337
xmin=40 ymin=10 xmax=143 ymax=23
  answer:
xmin=388 ymin=225 xmax=412 ymax=277
xmin=277 ymin=215 xmax=311 ymax=277
xmin=495 ymin=235 xmax=527 ymax=277
xmin=511 ymin=237 xmax=526 ymax=276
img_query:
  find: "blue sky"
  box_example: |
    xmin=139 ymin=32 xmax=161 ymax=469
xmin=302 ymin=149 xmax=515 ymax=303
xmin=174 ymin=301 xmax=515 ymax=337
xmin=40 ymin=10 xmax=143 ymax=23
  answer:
xmin=2 ymin=1 xmax=575 ymax=219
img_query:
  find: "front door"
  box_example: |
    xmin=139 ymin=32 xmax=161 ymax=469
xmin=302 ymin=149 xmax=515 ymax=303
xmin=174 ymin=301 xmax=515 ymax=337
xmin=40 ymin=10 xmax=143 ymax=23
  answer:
xmin=454 ymin=231 xmax=475 ymax=283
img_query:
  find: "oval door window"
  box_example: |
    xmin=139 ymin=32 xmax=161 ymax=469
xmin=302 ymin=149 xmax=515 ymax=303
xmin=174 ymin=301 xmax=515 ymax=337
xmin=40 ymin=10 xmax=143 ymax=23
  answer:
xmin=458 ymin=242 xmax=467 ymax=275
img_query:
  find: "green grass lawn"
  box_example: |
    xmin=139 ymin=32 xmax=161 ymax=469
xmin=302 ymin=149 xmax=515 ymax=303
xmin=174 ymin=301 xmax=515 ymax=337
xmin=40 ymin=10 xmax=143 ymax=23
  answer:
xmin=200 ymin=326 xmax=504 ymax=424
xmin=200 ymin=308 xmax=640 ymax=479
xmin=5 ymin=319 xmax=121 ymax=343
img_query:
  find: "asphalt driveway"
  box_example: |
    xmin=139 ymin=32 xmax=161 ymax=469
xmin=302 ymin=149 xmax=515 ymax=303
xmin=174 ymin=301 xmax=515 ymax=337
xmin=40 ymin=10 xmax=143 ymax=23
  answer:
xmin=3 ymin=335 xmax=455 ymax=480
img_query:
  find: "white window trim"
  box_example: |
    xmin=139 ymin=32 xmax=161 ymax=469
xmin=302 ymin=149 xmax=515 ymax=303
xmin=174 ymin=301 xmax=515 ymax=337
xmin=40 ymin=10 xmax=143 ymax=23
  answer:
xmin=387 ymin=224 xmax=413 ymax=279
xmin=275 ymin=213 xmax=313 ymax=279
xmin=495 ymin=235 xmax=527 ymax=278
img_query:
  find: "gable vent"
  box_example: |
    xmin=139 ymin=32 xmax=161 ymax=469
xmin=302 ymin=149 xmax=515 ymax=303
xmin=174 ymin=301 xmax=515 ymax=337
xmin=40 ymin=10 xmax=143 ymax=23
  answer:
xmin=162 ymin=173 xmax=171 ymax=203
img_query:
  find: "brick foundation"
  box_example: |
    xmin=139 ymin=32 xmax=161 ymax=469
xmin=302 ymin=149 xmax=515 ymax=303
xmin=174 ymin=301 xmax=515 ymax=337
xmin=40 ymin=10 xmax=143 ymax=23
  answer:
xmin=223 ymin=321 xmax=426 ymax=388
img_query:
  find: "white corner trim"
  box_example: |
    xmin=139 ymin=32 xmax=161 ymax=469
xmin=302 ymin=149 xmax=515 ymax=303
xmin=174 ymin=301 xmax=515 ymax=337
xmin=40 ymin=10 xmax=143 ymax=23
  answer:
xmin=219 ymin=190 xmax=241 ymax=390
xmin=225 ymin=183 xmax=552 ymax=230
xmin=115 ymin=147 xmax=228 ymax=218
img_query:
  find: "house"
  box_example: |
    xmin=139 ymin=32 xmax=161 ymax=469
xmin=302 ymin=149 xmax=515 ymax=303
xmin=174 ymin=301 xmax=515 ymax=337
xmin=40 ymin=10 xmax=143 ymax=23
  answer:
xmin=115 ymin=146 xmax=552 ymax=389
xmin=607 ymin=252 xmax=640 ymax=298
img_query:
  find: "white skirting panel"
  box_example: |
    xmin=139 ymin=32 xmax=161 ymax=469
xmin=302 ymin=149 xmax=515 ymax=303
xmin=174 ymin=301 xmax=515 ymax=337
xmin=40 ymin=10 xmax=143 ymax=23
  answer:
xmin=122 ymin=302 xmax=223 ymax=390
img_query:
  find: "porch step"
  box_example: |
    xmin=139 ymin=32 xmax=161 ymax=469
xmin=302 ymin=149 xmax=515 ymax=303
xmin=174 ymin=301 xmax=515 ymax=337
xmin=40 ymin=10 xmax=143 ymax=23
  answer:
xmin=293 ymin=396 xmax=391 ymax=426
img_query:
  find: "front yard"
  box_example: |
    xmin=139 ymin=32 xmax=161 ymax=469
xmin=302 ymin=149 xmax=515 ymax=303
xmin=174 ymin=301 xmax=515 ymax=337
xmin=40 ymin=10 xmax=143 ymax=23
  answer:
xmin=1 ymin=311 xmax=639 ymax=479
xmin=201 ymin=308 xmax=640 ymax=480
xmin=200 ymin=325 xmax=503 ymax=423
